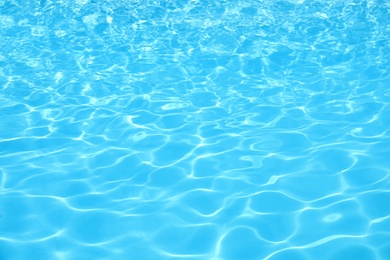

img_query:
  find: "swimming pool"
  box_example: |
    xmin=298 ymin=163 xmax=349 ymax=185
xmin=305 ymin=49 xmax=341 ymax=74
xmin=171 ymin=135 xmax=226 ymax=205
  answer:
xmin=1 ymin=0 xmax=390 ymax=259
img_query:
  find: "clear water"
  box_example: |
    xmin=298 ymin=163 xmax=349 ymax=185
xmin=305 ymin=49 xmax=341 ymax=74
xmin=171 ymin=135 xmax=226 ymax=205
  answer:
xmin=1 ymin=0 xmax=390 ymax=259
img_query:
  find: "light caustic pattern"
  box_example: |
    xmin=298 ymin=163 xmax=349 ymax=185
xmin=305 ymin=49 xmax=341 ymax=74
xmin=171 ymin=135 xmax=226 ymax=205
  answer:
xmin=0 ymin=0 xmax=390 ymax=259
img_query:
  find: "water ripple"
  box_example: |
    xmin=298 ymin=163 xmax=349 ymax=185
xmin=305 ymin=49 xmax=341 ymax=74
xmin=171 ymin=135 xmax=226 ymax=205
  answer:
xmin=0 ymin=0 xmax=389 ymax=259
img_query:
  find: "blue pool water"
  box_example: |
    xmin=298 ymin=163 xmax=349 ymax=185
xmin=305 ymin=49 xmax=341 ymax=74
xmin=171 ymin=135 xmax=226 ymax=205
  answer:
xmin=1 ymin=0 xmax=390 ymax=259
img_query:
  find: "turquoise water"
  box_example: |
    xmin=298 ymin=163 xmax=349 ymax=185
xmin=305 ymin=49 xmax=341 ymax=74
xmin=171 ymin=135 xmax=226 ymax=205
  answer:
xmin=1 ymin=0 xmax=390 ymax=259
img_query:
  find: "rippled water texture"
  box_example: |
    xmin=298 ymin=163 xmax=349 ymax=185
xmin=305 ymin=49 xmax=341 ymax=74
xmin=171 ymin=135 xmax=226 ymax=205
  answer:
xmin=1 ymin=0 xmax=390 ymax=259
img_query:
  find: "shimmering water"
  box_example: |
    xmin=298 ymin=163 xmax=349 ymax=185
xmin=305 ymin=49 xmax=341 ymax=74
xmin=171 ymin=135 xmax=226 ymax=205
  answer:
xmin=1 ymin=0 xmax=390 ymax=259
